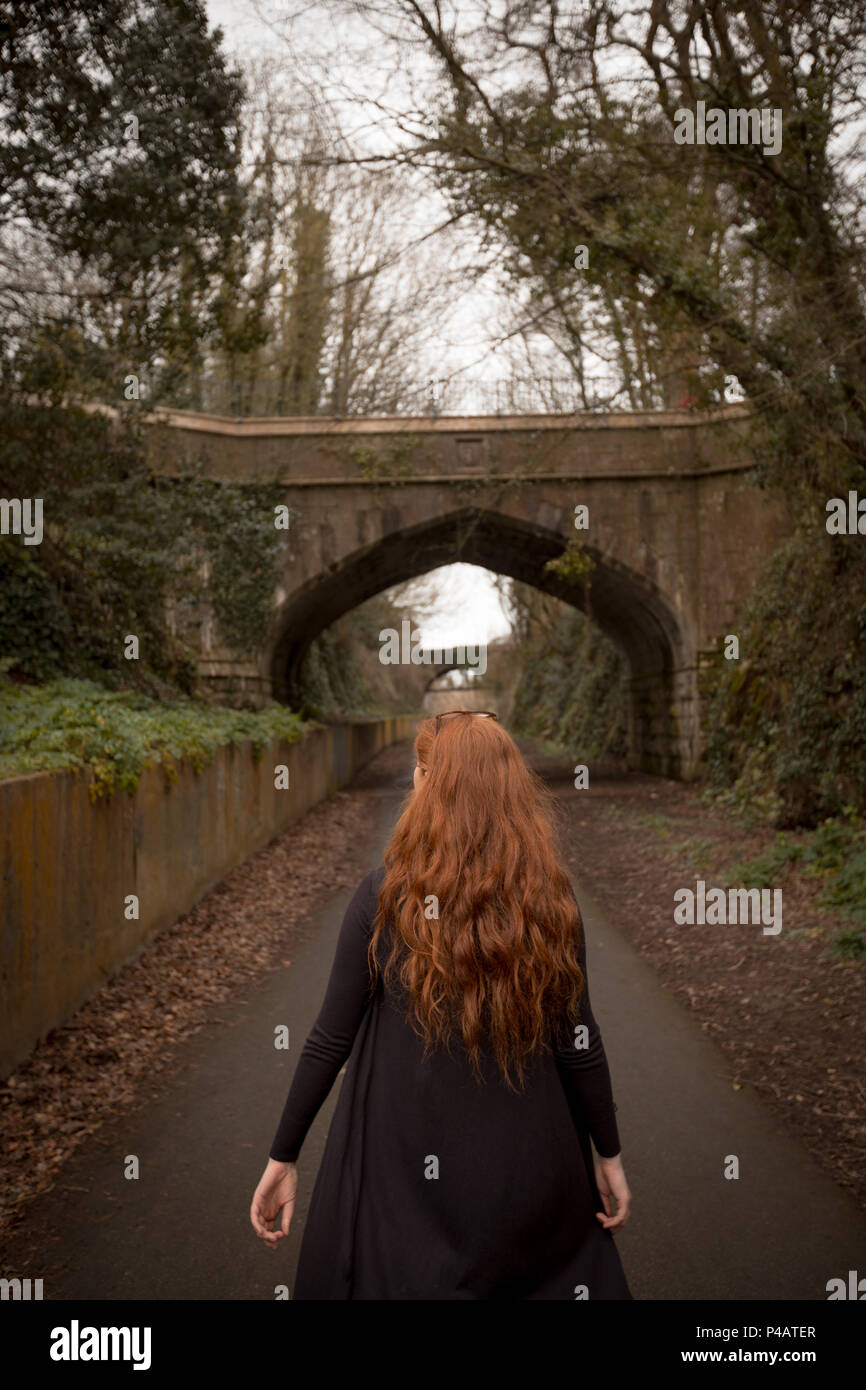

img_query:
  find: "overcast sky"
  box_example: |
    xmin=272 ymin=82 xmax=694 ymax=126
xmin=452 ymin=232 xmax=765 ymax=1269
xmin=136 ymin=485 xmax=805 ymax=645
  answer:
xmin=205 ymin=0 xmax=517 ymax=645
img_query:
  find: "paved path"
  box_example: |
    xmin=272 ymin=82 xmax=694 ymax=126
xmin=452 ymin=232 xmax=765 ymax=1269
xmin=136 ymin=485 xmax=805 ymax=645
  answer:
xmin=2 ymin=747 xmax=865 ymax=1299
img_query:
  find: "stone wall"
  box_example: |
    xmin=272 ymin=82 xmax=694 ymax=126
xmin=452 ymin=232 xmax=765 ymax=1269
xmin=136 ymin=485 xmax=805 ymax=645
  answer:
xmin=0 ymin=716 xmax=416 ymax=1078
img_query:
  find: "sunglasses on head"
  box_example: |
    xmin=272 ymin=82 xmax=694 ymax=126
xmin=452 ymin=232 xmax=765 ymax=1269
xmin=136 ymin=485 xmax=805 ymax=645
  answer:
xmin=433 ymin=710 xmax=499 ymax=736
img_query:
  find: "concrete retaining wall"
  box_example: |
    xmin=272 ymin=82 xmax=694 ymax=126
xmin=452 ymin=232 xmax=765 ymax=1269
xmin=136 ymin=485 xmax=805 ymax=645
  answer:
xmin=0 ymin=715 xmax=416 ymax=1078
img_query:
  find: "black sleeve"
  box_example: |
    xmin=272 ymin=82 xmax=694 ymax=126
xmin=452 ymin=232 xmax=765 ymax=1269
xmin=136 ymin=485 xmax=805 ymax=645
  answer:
xmin=552 ymin=890 xmax=622 ymax=1159
xmin=268 ymin=870 xmax=380 ymax=1163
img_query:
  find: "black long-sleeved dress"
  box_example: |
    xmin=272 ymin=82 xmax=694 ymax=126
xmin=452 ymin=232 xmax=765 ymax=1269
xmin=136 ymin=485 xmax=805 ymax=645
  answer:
xmin=269 ymin=865 xmax=632 ymax=1300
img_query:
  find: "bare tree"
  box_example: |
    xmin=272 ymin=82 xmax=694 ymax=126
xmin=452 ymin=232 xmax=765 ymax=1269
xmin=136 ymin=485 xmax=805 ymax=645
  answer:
xmin=186 ymin=55 xmax=462 ymax=416
xmin=262 ymin=1 xmax=866 ymax=487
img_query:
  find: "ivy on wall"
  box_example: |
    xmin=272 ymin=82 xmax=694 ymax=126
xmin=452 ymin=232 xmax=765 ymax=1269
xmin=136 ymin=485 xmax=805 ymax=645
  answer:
xmin=704 ymin=525 xmax=866 ymax=826
xmin=511 ymin=604 xmax=629 ymax=759
xmin=0 ymin=674 xmax=306 ymax=799
xmin=0 ymin=393 xmax=283 ymax=697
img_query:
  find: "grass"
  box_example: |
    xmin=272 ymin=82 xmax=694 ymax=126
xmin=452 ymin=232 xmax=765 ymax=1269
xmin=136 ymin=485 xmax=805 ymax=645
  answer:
xmin=729 ymin=818 xmax=866 ymax=959
xmin=673 ymin=835 xmax=717 ymax=871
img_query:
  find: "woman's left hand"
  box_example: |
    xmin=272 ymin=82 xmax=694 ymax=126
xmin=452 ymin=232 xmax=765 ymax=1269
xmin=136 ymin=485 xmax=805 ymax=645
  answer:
xmin=250 ymin=1158 xmax=298 ymax=1250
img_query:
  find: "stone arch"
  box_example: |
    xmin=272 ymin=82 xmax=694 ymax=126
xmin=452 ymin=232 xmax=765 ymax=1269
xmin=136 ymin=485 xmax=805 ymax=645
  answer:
xmin=269 ymin=507 xmax=689 ymax=775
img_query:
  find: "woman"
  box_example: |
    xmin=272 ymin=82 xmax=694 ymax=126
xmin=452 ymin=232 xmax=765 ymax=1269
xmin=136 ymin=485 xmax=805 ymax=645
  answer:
xmin=250 ymin=710 xmax=632 ymax=1299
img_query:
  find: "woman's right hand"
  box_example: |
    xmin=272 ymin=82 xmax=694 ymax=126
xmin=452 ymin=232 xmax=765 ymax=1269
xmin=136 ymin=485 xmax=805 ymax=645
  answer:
xmin=593 ymin=1152 xmax=631 ymax=1232
xmin=250 ymin=1158 xmax=299 ymax=1250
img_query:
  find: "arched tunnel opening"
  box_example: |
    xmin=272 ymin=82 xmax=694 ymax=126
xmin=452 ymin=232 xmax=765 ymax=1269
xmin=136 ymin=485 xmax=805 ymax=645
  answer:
xmin=269 ymin=508 xmax=688 ymax=776
xmin=422 ymin=661 xmax=493 ymax=716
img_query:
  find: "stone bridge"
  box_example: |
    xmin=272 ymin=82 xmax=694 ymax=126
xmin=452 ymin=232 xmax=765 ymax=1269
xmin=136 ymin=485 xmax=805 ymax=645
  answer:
xmin=143 ymin=404 xmax=791 ymax=778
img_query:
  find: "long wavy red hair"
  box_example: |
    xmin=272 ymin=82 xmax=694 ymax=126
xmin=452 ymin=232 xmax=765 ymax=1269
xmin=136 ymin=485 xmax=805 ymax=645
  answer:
xmin=368 ymin=713 xmax=586 ymax=1090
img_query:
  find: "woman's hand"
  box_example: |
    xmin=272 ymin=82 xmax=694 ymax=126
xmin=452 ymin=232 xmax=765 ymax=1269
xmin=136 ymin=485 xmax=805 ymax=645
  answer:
xmin=593 ymin=1152 xmax=631 ymax=1232
xmin=250 ymin=1158 xmax=298 ymax=1250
